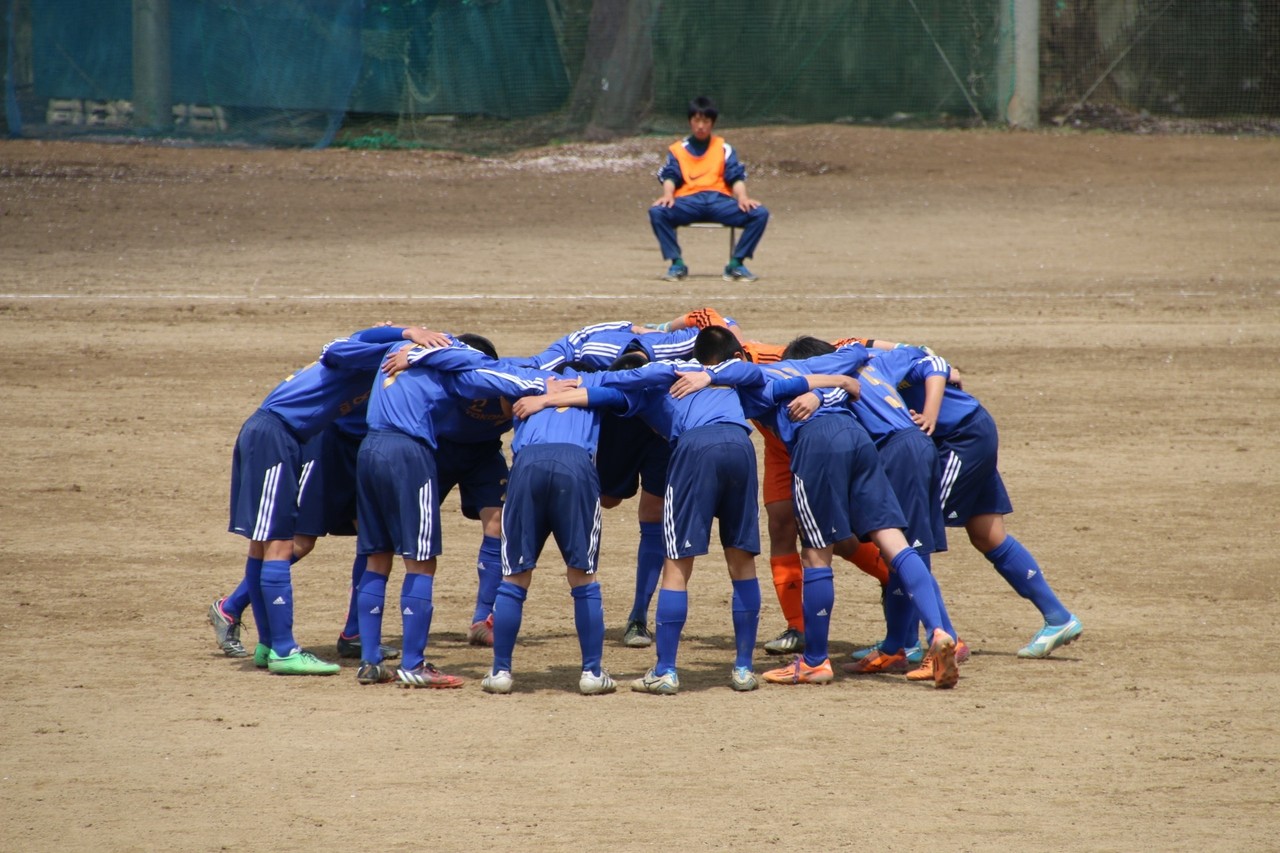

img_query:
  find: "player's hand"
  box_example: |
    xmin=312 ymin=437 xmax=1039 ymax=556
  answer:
xmin=544 ymin=376 xmax=580 ymax=396
xmin=404 ymin=327 xmax=451 ymax=349
xmin=788 ymin=392 xmax=821 ymax=422
xmin=652 ymin=195 xmax=675 ymax=208
xmin=512 ymin=395 xmax=549 ymax=419
xmin=835 ymin=375 xmax=861 ymax=400
xmin=669 ymin=370 xmax=712 ymax=399
xmin=737 ymin=196 xmax=761 ymax=213
xmin=909 ymin=409 xmax=937 ymax=436
xmin=381 ymin=344 xmax=414 ymax=376
xmin=948 ymin=367 xmax=964 ymax=389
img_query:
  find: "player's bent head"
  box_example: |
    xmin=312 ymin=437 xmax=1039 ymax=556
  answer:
xmin=694 ymin=325 xmax=745 ymax=365
xmin=687 ymin=95 xmax=718 ymax=122
xmin=557 ymin=359 xmax=598 ymax=375
xmin=457 ymin=333 xmax=498 ymax=359
xmin=782 ymin=335 xmax=836 ymax=360
xmin=608 ymin=352 xmax=650 ymax=372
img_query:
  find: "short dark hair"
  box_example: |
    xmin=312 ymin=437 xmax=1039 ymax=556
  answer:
xmin=555 ymin=359 xmax=596 ymax=375
xmin=694 ymin=325 xmax=744 ymax=365
xmin=687 ymin=95 xmax=719 ymax=121
xmin=782 ymin=335 xmax=836 ymax=360
xmin=608 ymin=351 xmax=650 ymax=372
xmin=457 ymin=333 xmax=498 ymax=359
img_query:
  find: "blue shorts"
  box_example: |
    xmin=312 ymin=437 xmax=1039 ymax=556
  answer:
xmin=295 ymin=424 xmax=361 ymax=537
xmin=790 ymin=415 xmax=907 ymax=548
xmin=663 ymin=423 xmax=759 ymax=559
xmin=436 ymin=436 xmax=508 ymax=520
xmin=876 ymin=428 xmax=947 ymax=554
xmin=228 ymin=409 xmax=303 ymax=542
xmin=596 ymin=414 xmax=670 ymax=500
xmin=501 ymin=443 xmax=602 ymax=575
xmin=355 ymin=430 xmax=442 ymax=561
xmin=937 ymin=407 xmax=1013 ymax=525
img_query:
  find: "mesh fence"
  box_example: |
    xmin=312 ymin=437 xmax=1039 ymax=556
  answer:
xmin=3 ymin=0 xmax=1277 ymax=149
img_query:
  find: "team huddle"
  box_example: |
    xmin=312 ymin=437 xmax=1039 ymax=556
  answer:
xmin=206 ymin=307 xmax=1083 ymax=695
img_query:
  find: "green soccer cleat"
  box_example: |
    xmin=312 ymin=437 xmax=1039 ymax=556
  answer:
xmin=267 ymin=649 xmax=340 ymax=676
xmin=1018 ymin=615 xmax=1083 ymax=659
xmin=254 ymin=643 xmax=270 ymax=669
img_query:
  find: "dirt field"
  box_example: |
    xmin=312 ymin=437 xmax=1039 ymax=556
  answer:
xmin=1 ymin=125 xmax=1277 ymax=852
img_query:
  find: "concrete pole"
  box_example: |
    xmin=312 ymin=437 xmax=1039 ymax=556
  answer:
xmin=1006 ymin=0 xmax=1039 ymax=128
xmin=132 ymin=0 xmax=171 ymax=131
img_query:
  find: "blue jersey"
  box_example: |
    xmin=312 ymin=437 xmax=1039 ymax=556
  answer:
xmin=366 ymin=339 xmax=546 ymax=446
xmin=850 ymin=355 xmax=919 ymax=444
xmin=509 ymin=363 xmax=685 ymax=456
xmin=868 ymin=347 xmax=982 ymax=438
xmin=748 ymin=344 xmax=871 ymax=448
xmin=589 ymin=358 xmax=773 ymax=444
xmin=258 ymin=326 xmax=409 ymax=441
xmin=519 ymin=322 xmax=698 ymax=371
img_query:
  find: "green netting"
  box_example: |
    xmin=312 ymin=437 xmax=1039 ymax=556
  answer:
xmin=4 ymin=0 xmax=1276 ymax=148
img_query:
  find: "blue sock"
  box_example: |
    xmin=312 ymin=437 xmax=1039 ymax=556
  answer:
xmin=259 ymin=559 xmax=296 ymax=656
xmin=882 ymin=576 xmax=916 ymax=651
xmin=987 ymin=536 xmax=1072 ymax=625
xmin=571 ymin=582 xmax=605 ymax=676
xmin=224 ymin=565 xmax=254 ymax=620
xmin=399 ymin=573 xmax=434 ymax=671
xmin=654 ymin=588 xmax=688 ymax=676
xmin=801 ymin=566 xmax=835 ymax=666
xmin=628 ymin=522 xmax=664 ymax=624
xmin=341 ymin=554 xmax=368 ymax=638
xmin=930 ymin=573 xmax=957 ymax=637
xmin=355 ymin=571 xmax=387 ymax=664
xmin=244 ymin=558 xmax=269 ymax=645
xmin=890 ymin=549 xmax=945 ymax=638
xmin=730 ymin=578 xmax=761 ymax=670
xmin=472 ymin=535 xmax=503 ymax=624
xmin=492 ymin=581 xmax=527 ymax=673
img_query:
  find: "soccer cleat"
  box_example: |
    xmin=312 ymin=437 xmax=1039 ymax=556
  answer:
xmin=722 ymin=263 xmax=758 ymax=283
xmin=621 ymin=619 xmax=653 ymax=649
xmin=762 ymin=656 xmax=835 ymax=685
xmin=467 ymin=614 xmax=495 ymax=648
xmin=955 ymin=638 xmax=971 ymax=664
xmin=254 ymin=643 xmax=270 ymax=669
xmin=842 ymin=648 xmax=908 ymax=675
xmin=905 ymin=642 xmax=926 ymax=665
xmin=763 ymin=627 xmax=804 ymax=656
xmin=267 ymin=649 xmax=340 ymax=676
xmin=663 ymin=262 xmax=689 ymax=282
xmin=356 ymin=662 xmax=395 ymax=684
xmin=906 ymin=630 xmax=959 ymax=688
xmin=336 ymin=634 xmax=402 ymax=661
xmin=397 ymin=662 xmax=464 ymax=689
xmin=731 ymin=666 xmax=759 ymax=692
xmin=848 ymin=643 xmax=883 ymax=661
xmin=630 ymin=668 xmax=680 ymax=695
xmin=481 ymin=669 xmax=514 ymax=694
xmin=207 ymin=599 xmax=249 ymax=658
xmin=578 ymin=669 xmax=617 ymax=696
xmin=1017 ymin=615 xmax=1083 ymax=659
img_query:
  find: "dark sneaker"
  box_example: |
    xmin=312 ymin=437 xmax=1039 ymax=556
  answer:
xmin=208 ymin=599 xmax=248 ymax=658
xmin=722 ymin=263 xmax=758 ymax=282
xmin=336 ymin=634 xmax=401 ymax=661
xmin=763 ymin=627 xmax=804 ymax=656
xmin=663 ymin=262 xmax=689 ymax=282
xmin=356 ymin=662 xmax=396 ymax=684
xmin=621 ymin=619 xmax=653 ymax=648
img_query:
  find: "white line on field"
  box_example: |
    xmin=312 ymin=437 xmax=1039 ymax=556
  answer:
xmin=0 ymin=291 xmax=1201 ymax=301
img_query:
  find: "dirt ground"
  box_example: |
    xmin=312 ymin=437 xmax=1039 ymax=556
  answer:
xmin=1 ymin=125 xmax=1277 ymax=852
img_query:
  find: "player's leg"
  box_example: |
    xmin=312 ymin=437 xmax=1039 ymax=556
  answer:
xmin=631 ymin=555 xmax=691 ymax=696
xmin=352 ymin=551 xmax=396 ymax=684
xmin=648 ymin=198 xmax=697 ymax=278
xmin=468 ymin=506 xmax=504 ymax=647
xmin=968 ymin=512 xmax=1081 ymax=657
xmin=725 ymin=547 xmax=762 ymax=691
xmin=872 ymin=529 xmax=958 ymax=689
xmin=760 ymin=430 xmax=804 ymax=655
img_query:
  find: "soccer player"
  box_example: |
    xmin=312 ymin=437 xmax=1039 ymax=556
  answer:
xmin=215 ymin=323 xmax=448 ymax=676
xmin=482 ymin=360 xmax=700 ymax=696
xmin=351 ymin=336 xmax=549 ymax=689
xmin=517 ymin=321 xmax=700 ymax=650
xmin=649 ymin=96 xmax=769 ymax=282
xmin=865 ymin=346 xmax=1083 ymax=658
